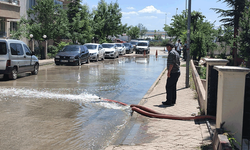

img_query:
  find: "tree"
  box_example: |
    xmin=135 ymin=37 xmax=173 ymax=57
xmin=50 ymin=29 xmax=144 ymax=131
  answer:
xmin=166 ymin=10 xmax=216 ymax=61
xmin=163 ymin=24 xmax=174 ymax=38
xmin=126 ymin=26 xmax=140 ymax=39
xmin=92 ymin=0 xmax=128 ymax=43
xmin=212 ymin=0 xmax=246 ymax=65
xmin=26 ymin=0 xmax=69 ymax=42
xmin=138 ymin=23 xmax=147 ymax=38
xmin=236 ymin=1 xmax=250 ymax=67
xmin=217 ymin=25 xmax=234 ymax=58
xmin=168 ymin=11 xmax=187 ymax=41
xmin=67 ymin=0 xmax=92 ymax=44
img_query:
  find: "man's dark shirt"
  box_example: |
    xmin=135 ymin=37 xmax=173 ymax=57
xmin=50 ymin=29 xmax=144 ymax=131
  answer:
xmin=167 ymin=49 xmax=180 ymax=73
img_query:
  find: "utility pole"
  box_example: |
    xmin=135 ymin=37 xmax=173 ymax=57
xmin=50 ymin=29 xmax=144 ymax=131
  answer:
xmin=186 ymin=0 xmax=191 ymax=88
xmin=185 ymin=0 xmax=187 ymax=18
xmin=165 ymin=13 xmax=167 ymax=39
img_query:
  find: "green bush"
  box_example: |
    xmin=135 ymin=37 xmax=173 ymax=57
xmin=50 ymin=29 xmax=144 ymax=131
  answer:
xmin=57 ymin=41 xmax=70 ymax=51
xmin=47 ymin=45 xmax=58 ymax=58
xmin=199 ymin=66 xmax=206 ymax=79
xmin=47 ymin=41 xmax=70 ymax=58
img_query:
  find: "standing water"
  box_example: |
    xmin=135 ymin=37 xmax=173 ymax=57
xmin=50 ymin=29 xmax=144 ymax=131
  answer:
xmin=0 ymin=55 xmax=167 ymax=150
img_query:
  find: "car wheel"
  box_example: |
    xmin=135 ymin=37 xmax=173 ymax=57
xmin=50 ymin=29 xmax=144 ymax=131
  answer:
xmin=9 ymin=67 xmax=17 ymax=80
xmin=31 ymin=63 xmax=39 ymax=75
xmin=55 ymin=63 xmax=60 ymax=65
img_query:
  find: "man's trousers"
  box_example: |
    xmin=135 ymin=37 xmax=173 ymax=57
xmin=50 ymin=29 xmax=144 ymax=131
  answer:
xmin=165 ymin=72 xmax=180 ymax=104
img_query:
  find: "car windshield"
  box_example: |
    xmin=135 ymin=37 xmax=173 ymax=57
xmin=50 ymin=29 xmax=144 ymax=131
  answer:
xmin=102 ymin=44 xmax=114 ymax=48
xmin=116 ymin=44 xmax=122 ymax=47
xmin=130 ymin=42 xmax=137 ymax=45
xmin=85 ymin=45 xmax=97 ymax=50
xmin=138 ymin=42 xmax=148 ymax=46
xmin=62 ymin=45 xmax=80 ymax=52
xmin=123 ymin=43 xmax=129 ymax=46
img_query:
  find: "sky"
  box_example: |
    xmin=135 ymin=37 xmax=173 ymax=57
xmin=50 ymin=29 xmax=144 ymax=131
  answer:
xmin=81 ymin=0 xmax=230 ymax=31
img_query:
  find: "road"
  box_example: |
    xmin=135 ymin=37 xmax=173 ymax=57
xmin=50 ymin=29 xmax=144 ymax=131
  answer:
xmin=0 ymin=47 xmax=167 ymax=150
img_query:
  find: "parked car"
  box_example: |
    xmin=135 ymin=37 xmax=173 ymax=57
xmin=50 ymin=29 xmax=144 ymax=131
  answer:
xmin=102 ymin=43 xmax=119 ymax=59
xmin=54 ymin=45 xmax=90 ymax=66
xmin=113 ymin=39 xmax=126 ymax=43
xmin=135 ymin=40 xmax=150 ymax=54
xmin=115 ymin=43 xmax=126 ymax=55
xmin=84 ymin=43 xmax=105 ymax=62
xmin=0 ymin=39 xmax=39 ymax=80
xmin=123 ymin=43 xmax=133 ymax=54
xmin=130 ymin=41 xmax=138 ymax=51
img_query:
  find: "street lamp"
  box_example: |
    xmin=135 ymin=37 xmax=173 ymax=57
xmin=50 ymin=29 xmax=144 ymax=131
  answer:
xmin=43 ymin=34 xmax=47 ymax=59
xmin=29 ymin=34 xmax=34 ymax=52
xmin=176 ymin=8 xmax=178 ymax=15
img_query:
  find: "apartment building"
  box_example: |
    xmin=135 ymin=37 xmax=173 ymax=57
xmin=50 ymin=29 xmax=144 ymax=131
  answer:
xmin=0 ymin=0 xmax=69 ymax=41
xmin=0 ymin=0 xmax=20 ymax=38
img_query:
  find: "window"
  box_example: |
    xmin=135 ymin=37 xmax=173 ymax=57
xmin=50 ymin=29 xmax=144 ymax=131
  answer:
xmin=81 ymin=45 xmax=85 ymax=53
xmin=10 ymin=22 xmax=18 ymax=32
xmin=54 ymin=0 xmax=63 ymax=6
xmin=85 ymin=45 xmax=97 ymax=49
xmin=0 ymin=42 xmax=7 ymax=55
xmin=29 ymin=0 xmax=36 ymax=9
xmin=0 ymin=18 xmax=5 ymax=37
xmin=23 ymin=45 xmax=32 ymax=55
xmin=10 ymin=43 xmax=24 ymax=55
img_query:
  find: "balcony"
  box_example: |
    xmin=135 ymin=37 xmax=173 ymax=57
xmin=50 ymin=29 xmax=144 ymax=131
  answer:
xmin=0 ymin=0 xmax=20 ymax=19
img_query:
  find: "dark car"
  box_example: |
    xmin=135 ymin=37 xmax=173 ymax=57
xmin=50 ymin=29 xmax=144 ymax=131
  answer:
xmin=130 ymin=41 xmax=138 ymax=51
xmin=123 ymin=43 xmax=133 ymax=54
xmin=54 ymin=45 xmax=90 ymax=66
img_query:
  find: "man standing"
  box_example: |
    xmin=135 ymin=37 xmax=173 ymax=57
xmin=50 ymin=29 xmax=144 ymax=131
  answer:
xmin=162 ymin=43 xmax=180 ymax=106
xmin=183 ymin=41 xmax=187 ymax=61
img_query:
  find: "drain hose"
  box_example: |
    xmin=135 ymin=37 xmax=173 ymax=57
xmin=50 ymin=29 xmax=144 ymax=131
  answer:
xmin=102 ymin=99 xmax=215 ymax=120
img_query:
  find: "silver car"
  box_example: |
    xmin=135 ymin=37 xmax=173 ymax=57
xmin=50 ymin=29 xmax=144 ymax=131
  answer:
xmin=102 ymin=43 xmax=119 ymax=59
xmin=115 ymin=43 xmax=126 ymax=55
xmin=0 ymin=39 xmax=39 ymax=80
xmin=84 ymin=43 xmax=105 ymax=62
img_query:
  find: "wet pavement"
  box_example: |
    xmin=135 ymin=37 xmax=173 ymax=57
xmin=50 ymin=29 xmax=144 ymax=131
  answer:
xmin=0 ymin=48 xmax=168 ymax=150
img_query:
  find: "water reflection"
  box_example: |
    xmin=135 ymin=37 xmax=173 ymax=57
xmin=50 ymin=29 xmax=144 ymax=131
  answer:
xmin=0 ymin=55 xmax=167 ymax=150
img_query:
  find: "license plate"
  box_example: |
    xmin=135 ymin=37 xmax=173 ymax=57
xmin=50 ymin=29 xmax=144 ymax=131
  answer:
xmin=61 ymin=60 xmax=68 ymax=62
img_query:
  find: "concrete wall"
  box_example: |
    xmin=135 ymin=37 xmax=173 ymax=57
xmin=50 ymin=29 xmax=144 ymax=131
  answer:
xmin=190 ymin=59 xmax=206 ymax=114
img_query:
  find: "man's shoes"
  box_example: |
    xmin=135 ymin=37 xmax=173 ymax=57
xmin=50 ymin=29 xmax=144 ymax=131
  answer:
xmin=162 ymin=101 xmax=173 ymax=106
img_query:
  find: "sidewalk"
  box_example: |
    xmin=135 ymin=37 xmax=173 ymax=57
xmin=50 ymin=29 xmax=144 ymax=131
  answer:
xmin=107 ymin=60 xmax=212 ymax=150
xmin=39 ymin=58 xmax=54 ymax=66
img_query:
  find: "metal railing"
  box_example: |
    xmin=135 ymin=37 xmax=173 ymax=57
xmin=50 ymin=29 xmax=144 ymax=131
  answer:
xmin=0 ymin=0 xmax=19 ymax=5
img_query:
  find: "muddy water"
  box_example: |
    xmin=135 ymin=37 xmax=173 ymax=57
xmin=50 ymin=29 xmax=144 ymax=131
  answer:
xmin=0 ymin=55 xmax=167 ymax=150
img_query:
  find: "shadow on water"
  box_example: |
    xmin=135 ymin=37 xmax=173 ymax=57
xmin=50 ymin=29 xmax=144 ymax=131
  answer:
xmin=0 ymin=55 xmax=167 ymax=150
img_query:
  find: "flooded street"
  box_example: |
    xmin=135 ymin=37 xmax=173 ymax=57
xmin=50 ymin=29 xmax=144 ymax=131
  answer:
xmin=0 ymin=51 xmax=167 ymax=150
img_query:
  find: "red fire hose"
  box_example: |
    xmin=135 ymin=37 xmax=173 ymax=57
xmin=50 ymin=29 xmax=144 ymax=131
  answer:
xmin=102 ymin=98 xmax=216 ymax=120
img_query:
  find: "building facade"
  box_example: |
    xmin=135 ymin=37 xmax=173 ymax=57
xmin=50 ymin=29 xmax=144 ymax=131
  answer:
xmin=0 ymin=0 xmax=68 ymax=42
xmin=0 ymin=0 xmax=20 ymax=38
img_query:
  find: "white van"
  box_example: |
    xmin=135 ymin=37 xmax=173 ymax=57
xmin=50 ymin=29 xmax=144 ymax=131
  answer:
xmin=135 ymin=40 xmax=150 ymax=54
xmin=0 ymin=39 xmax=39 ymax=80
